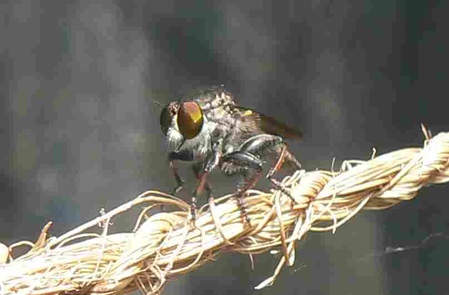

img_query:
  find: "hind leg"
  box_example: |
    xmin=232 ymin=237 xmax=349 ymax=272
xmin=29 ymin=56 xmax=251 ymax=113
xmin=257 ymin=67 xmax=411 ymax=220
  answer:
xmin=221 ymin=151 xmax=264 ymax=225
xmin=240 ymin=134 xmax=301 ymax=202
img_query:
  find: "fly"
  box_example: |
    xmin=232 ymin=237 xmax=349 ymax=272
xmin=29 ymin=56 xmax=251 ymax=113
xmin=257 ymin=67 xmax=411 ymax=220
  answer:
xmin=159 ymin=87 xmax=302 ymax=224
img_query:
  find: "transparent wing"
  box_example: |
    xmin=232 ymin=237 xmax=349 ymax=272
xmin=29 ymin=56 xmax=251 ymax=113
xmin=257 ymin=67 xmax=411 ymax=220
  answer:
xmin=235 ymin=106 xmax=303 ymax=140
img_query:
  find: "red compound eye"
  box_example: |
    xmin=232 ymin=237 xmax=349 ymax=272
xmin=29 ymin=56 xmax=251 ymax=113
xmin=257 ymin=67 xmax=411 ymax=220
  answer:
xmin=177 ymin=101 xmax=203 ymax=139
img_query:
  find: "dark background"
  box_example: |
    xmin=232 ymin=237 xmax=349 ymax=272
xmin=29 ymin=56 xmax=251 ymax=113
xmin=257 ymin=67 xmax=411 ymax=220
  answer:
xmin=1 ymin=1 xmax=449 ymax=294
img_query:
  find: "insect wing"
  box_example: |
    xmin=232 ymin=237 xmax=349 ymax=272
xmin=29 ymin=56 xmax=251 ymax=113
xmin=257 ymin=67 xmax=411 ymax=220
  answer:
xmin=236 ymin=106 xmax=303 ymax=140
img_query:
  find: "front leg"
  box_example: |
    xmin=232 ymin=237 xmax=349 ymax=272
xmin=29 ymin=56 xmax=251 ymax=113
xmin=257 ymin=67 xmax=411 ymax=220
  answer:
xmin=168 ymin=150 xmax=194 ymax=195
xmin=190 ymin=140 xmax=223 ymax=222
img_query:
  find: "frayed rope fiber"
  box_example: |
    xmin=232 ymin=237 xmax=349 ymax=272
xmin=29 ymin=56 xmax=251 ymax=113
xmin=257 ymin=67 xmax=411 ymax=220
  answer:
xmin=1 ymin=131 xmax=449 ymax=295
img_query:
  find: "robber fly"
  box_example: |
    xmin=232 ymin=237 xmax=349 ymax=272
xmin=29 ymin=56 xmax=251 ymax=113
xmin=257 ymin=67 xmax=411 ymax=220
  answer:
xmin=159 ymin=87 xmax=302 ymax=222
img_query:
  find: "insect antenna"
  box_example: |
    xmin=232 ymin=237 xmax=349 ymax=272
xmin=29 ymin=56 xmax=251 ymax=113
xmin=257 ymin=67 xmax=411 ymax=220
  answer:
xmin=151 ymin=99 xmax=166 ymax=108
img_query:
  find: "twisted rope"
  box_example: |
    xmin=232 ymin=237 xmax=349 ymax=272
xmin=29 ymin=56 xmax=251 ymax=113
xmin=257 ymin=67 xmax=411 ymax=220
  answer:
xmin=1 ymin=131 xmax=449 ymax=295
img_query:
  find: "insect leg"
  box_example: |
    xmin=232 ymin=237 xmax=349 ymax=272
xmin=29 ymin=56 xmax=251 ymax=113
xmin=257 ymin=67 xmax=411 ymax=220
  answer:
xmin=239 ymin=134 xmax=284 ymax=157
xmin=192 ymin=162 xmax=213 ymax=197
xmin=265 ymin=145 xmax=296 ymax=200
xmin=221 ymin=151 xmax=263 ymax=225
xmin=168 ymin=150 xmax=194 ymax=195
xmin=189 ymin=143 xmax=222 ymax=222
xmin=240 ymin=134 xmax=299 ymax=202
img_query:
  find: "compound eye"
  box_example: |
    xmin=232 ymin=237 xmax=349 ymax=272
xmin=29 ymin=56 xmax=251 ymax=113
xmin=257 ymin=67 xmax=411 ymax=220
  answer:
xmin=160 ymin=103 xmax=176 ymax=135
xmin=177 ymin=101 xmax=203 ymax=139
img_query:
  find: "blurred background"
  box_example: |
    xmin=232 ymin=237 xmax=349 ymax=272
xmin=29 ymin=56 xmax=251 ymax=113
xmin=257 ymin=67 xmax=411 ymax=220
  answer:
xmin=1 ymin=1 xmax=449 ymax=294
